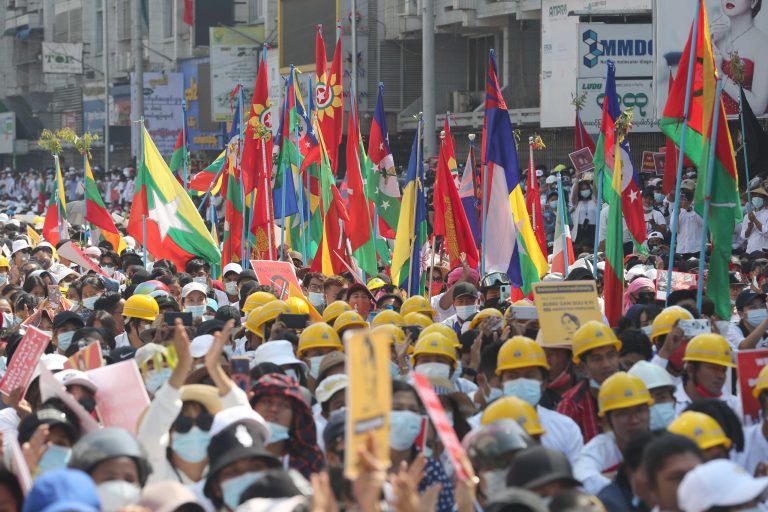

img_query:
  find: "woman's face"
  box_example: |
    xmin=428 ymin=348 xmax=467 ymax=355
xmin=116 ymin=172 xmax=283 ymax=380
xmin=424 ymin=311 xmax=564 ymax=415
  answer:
xmin=561 ymin=315 xmax=578 ymax=333
xmin=81 ymin=284 xmax=103 ymax=299
xmin=253 ymin=395 xmax=293 ymax=427
xmin=184 ymin=291 xmax=206 ymax=307
xmin=30 ymin=285 xmax=45 ymax=300
xmin=89 ymin=456 xmax=140 ymax=485
xmin=723 ymin=0 xmax=755 ymax=17
xmin=638 ymin=311 xmax=651 ymax=328
xmin=392 ymin=390 xmax=420 ymax=413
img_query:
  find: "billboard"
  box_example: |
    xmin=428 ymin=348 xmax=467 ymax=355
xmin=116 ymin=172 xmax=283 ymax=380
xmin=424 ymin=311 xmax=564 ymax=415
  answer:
xmin=209 ymin=26 xmax=264 ymax=123
xmin=578 ymin=23 xmax=653 ymax=78
xmin=180 ymin=57 xmax=222 ymax=152
xmin=0 ymin=112 xmax=14 ymax=155
xmin=576 ymin=78 xmax=656 ymax=132
xmin=42 ymin=42 xmax=83 ymax=74
xmin=130 ymin=72 xmax=184 ymax=156
xmin=655 ymin=0 xmax=768 ymax=118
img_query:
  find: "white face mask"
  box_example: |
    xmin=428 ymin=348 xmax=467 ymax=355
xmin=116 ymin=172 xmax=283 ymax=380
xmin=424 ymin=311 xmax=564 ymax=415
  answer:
xmin=481 ymin=469 xmax=508 ymax=501
xmin=97 ymin=480 xmax=141 ymax=512
xmin=308 ymin=355 xmax=324 ymax=379
xmin=308 ymin=291 xmax=325 ymax=307
xmin=185 ymin=304 xmax=206 ymax=318
xmin=455 ymin=304 xmax=478 ymax=320
xmin=414 ymin=362 xmax=452 ymax=380
xmin=389 ymin=410 xmax=422 ymax=450
xmin=193 ymin=276 xmax=208 ymax=286
xmin=225 ymin=281 xmax=238 ymax=296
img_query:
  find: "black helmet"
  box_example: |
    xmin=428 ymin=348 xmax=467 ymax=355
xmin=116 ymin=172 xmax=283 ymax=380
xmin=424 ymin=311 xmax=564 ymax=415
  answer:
xmin=461 ymin=418 xmax=532 ymax=471
xmin=68 ymin=428 xmax=152 ymax=486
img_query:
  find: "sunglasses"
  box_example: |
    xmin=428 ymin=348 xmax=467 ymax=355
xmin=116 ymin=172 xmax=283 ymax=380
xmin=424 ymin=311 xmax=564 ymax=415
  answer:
xmin=173 ymin=412 xmax=213 ymax=433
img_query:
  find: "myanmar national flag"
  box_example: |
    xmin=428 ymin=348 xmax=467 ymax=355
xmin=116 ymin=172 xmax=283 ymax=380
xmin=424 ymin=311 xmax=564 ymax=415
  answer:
xmin=189 ymin=150 xmax=226 ymax=196
xmin=42 ymin=156 xmax=67 ymax=245
xmin=367 ymin=84 xmax=401 ymax=239
xmin=85 ymin=158 xmax=126 ymax=253
xmin=660 ymin=0 xmax=742 ymax=320
xmin=222 ymin=147 xmax=243 ymax=267
xmin=604 ymin=125 xmax=626 ymax=327
xmin=128 ymin=127 xmax=221 ymax=269
xmin=169 ymin=130 xmax=185 ymax=180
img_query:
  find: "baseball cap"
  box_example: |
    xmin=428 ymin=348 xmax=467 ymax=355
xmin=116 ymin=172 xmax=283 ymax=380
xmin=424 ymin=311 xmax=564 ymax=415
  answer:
xmin=237 ymin=269 xmax=258 ymax=284
xmin=53 ymin=311 xmax=85 ymax=331
xmin=317 ymin=351 xmax=346 ymax=383
xmin=315 ymin=374 xmax=348 ymax=404
xmin=452 ymin=282 xmax=478 ymax=299
xmin=345 ymin=282 xmax=374 ymax=301
xmin=190 ymin=334 xmax=215 ymax=358
xmin=678 ymin=459 xmax=768 ymax=512
xmin=182 ymin=282 xmax=208 ymax=298
xmin=222 ymin=263 xmax=243 ymax=276
xmin=736 ymin=289 xmax=767 ymax=311
xmin=53 ymin=369 xmax=97 ymax=393
xmin=251 ymin=340 xmax=306 ymax=372
xmin=506 ymin=446 xmax=581 ymax=490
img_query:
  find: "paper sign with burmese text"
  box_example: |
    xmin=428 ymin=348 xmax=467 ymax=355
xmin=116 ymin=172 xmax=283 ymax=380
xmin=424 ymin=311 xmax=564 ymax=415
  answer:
xmin=532 ymin=281 xmax=602 ymax=346
xmin=344 ymin=330 xmax=391 ymax=479
xmin=87 ymin=360 xmax=149 ymax=434
xmin=412 ymin=372 xmax=475 ymax=482
xmin=737 ymin=349 xmax=768 ymax=426
xmin=38 ymin=365 xmax=99 ymax=433
xmin=64 ymin=342 xmax=103 ymax=371
xmin=0 ymin=326 xmax=50 ymax=397
xmin=250 ymin=259 xmax=322 ymax=321
xmin=655 ymin=270 xmax=697 ymax=301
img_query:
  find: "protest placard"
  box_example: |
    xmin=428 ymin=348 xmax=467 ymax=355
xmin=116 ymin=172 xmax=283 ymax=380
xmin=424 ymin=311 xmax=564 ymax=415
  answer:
xmin=737 ymin=349 xmax=768 ymax=425
xmin=57 ymin=240 xmax=107 ymax=276
xmin=250 ymin=260 xmax=301 ymax=300
xmin=87 ymin=360 xmax=150 ymax=434
xmin=64 ymin=342 xmax=103 ymax=371
xmin=532 ymin=281 xmax=602 ymax=346
xmin=0 ymin=326 xmax=50 ymax=397
xmin=38 ymin=365 xmax=100 ymax=433
xmin=641 ymin=151 xmax=657 ymax=173
xmin=344 ymin=330 xmax=391 ymax=479
xmin=655 ymin=270 xmax=698 ymax=301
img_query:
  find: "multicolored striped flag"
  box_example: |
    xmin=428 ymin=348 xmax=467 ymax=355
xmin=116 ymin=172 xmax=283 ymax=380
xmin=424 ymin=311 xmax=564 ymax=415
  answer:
xmin=315 ymin=26 xmax=344 ymax=175
xmin=41 ymin=156 xmax=67 ymax=245
xmin=604 ymin=115 xmax=627 ymax=326
xmin=457 ymin=144 xmax=480 ymax=246
xmin=367 ymin=84 xmax=401 ymax=239
xmin=85 ymin=158 xmax=126 ymax=253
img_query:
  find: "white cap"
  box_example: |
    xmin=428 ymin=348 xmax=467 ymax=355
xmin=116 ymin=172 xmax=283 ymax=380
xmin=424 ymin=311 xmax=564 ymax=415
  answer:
xmin=678 ymin=459 xmax=768 ymax=512
xmin=135 ymin=343 xmax=167 ymax=365
xmin=124 ymin=236 xmax=136 ymax=250
xmin=535 ymin=169 xmax=544 ymax=177
xmin=648 ymin=231 xmax=664 ymax=240
xmin=222 ymin=263 xmax=243 ymax=276
xmin=11 ymin=239 xmax=29 ymax=254
xmin=54 ymin=369 xmax=98 ymax=393
xmin=628 ymin=360 xmax=675 ymax=390
xmin=626 ymin=264 xmax=656 ymax=282
xmin=190 ymin=334 xmax=215 ymax=358
xmin=545 ymin=175 xmax=557 ymax=185
xmin=83 ymin=246 xmax=101 ymax=258
xmin=32 ymin=353 xmax=68 ymax=382
xmin=315 ymin=374 xmax=348 ymax=404
xmin=211 ymin=405 xmax=269 ymax=440
xmin=251 ymin=340 xmax=307 ymax=373
xmin=53 ymin=267 xmax=80 ymax=282
xmin=182 ymin=282 xmax=208 ymax=298
xmin=36 ymin=241 xmax=54 ymax=252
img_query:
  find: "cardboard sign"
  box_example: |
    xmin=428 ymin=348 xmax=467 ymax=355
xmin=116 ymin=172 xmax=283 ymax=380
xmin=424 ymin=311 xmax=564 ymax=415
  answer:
xmin=568 ymin=147 xmax=595 ymax=174
xmin=250 ymin=259 xmax=302 ymax=300
xmin=38 ymin=365 xmax=99 ymax=433
xmin=27 ymin=226 xmax=40 ymax=248
xmin=653 ymin=152 xmax=666 ymax=176
xmin=64 ymin=342 xmax=103 ymax=371
xmin=532 ymin=281 xmax=602 ymax=346
xmin=412 ymin=372 xmax=475 ymax=482
xmin=641 ymin=151 xmax=657 ymax=173
xmin=87 ymin=360 xmax=150 ymax=434
xmin=57 ymin=240 xmax=107 ymax=276
xmin=0 ymin=326 xmax=51 ymax=397
xmin=344 ymin=330 xmax=391 ymax=479
xmin=655 ymin=270 xmax=698 ymax=301
xmin=737 ymin=349 xmax=768 ymax=425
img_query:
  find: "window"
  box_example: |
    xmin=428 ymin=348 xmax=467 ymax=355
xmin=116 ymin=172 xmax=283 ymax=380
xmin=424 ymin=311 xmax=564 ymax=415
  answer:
xmin=468 ymin=35 xmax=495 ymax=91
xmin=249 ymin=0 xmax=263 ymax=22
xmin=96 ymin=9 xmax=103 ymax=55
xmin=118 ymin=0 xmax=130 ymax=40
xmin=163 ymin=0 xmax=173 ymax=38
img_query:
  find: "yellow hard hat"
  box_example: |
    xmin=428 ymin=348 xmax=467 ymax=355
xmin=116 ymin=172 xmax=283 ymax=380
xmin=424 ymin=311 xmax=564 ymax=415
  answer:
xmin=403 ymin=312 xmax=433 ymax=328
xmin=597 ymin=372 xmax=653 ymax=417
xmin=412 ymin=332 xmax=458 ymax=367
xmin=0 ymin=256 xmax=9 ymax=268
xmin=496 ymin=336 xmax=549 ymax=375
xmin=400 ymin=295 xmax=435 ymax=319
xmin=753 ymin=365 xmax=768 ymax=398
xmin=572 ymin=321 xmax=622 ymax=364
xmin=651 ymin=306 xmax=694 ymax=340
xmin=667 ymin=411 xmax=732 ymax=451
xmin=371 ymin=309 xmax=405 ymax=328
xmin=123 ymin=294 xmax=160 ymax=322
xmin=371 ymin=324 xmax=406 ymax=346
xmin=367 ymin=277 xmax=387 ymax=292
xmin=468 ymin=308 xmax=503 ymax=331
xmin=243 ymin=291 xmax=277 ymax=314
xmin=481 ymin=396 xmax=545 ymax=436
xmin=297 ymin=322 xmax=342 ymax=357
xmin=419 ymin=323 xmax=460 ymax=349
xmin=285 ymin=296 xmax=310 ymax=316
xmin=333 ymin=310 xmax=367 ymax=335
xmin=322 ymin=300 xmax=352 ymax=324
xmin=245 ymin=300 xmax=289 ymax=338
xmin=683 ymin=333 xmax=736 ymax=368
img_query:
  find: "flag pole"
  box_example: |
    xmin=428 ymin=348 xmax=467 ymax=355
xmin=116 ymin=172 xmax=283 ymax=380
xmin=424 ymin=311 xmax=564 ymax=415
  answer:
xmin=696 ymin=79 xmax=725 ymax=312
xmin=293 ymin=67 xmax=308 ymax=264
xmin=592 ymin=166 xmax=603 ymax=278
xmin=739 ymin=87 xmax=752 ymax=204
xmin=407 ymin=113 xmax=423 ymax=294
xmin=556 ymin=168 xmax=570 ymax=276
xmin=238 ymin=81 xmax=249 ymax=267
xmin=306 ymin=76 xmax=314 ymax=265
xmin=139 ymin=116 xmax=147 ymax=267
xmin=427 ymin=236 xmax=436 ymax=299
xmin=480 ymin=162 xmax=488 ymax=278
xmin=82 ymin=150 xmax=88 ymax=245
xmin=182 ymin=99 xmax=188 ymax=192
xmin=54 ymin=154 xmax=63 ymax=242
xmin=280 ymin=77 xmax=289 ymax=262
xmin=665 ymin=1 xmax=702 ymax=305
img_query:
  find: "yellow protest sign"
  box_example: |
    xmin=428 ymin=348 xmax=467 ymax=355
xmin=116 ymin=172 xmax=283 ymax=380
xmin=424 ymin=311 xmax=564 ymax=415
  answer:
xmin=27 ymin=226 xmax=40 ymax=248
xmin=344 ymin=330 xmax=391 ymax=479
xmin=532 ymin=281 xmax=602 ymax=346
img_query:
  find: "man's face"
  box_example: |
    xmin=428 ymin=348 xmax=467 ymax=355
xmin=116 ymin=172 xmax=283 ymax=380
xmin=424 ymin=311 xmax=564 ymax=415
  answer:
xmin=307 ymin=278 xmax=324 ymax=294
xmin=453 ymin=295 xmax=477 ymax=308
xmin=583 ymin=346 xmax=619 ymax=384
xmin=651 ymin=453 xmax=701 ymax=511
xmin=609 ymin=404 xmax=650 ymax=444
xmin=325 ymin=285 xmax=342 ymax=305
xmin=348 ymin=290 xmax=371 ymax=317
xmin=691 ymin=362 xmax=727 ymax=395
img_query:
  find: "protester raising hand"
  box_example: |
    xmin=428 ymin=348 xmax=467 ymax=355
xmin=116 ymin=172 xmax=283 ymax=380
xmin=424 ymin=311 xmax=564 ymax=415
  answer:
xmin=168 ymin=318 xmax=192 ymax=390
xmin=204 ymin=319 xmax=240 ymax=398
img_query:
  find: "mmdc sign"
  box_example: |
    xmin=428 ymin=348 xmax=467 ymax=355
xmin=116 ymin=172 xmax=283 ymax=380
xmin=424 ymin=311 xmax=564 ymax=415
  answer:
xmin=578 ymin=23 xmax=653 ymax=78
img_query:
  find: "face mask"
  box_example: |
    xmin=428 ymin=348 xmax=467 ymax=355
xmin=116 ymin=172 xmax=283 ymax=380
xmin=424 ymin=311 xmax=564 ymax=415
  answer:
xmin=414 ymin=362 xmax=451 ymax=380
xmin=185 ymin=304 xmax=206 ymax=318
xmin=145 ymin=367 xmax=171 ymax=394
xmin=308 ymin=291 xmax=325 ymax=307
xmin=456 ymin=304 xmax=478 ymax=320
xmin=97 ymin=480 xmax=141 ymax=512
xmin=40 ymin=330 xmax=52 ymax=338
xmin=481 ymin=469 xmax=508 ymax=501
xmin=235 ymin=336 xmax=247 ymax=354
xmin=389 ymin=410 xmax=422 ymax=450
xmin=221 ymin=471 xmax=265 ymax=510
xmin=2 ymin=311 xmax=14 ymax=328
xmin=171 ymin=426 xmax=211 ymax=463
xmin=37 ymin=445 xmax=72 ymax=474
xmin=69 ymin=300 xmax=80 ymax=310
xmin=580 ymin=189 xmax=591 ymax=199
xmin=649 ymin=402 xmax=676 ymax=430
xmin=549 ymin=200 xmax=558 ymax=209
xmin=748 ymin=309 xmax=768 ymax=327
xmin=0 ymin=273 xmax=7 ymax=286
xmin=485 ymin=387 xmax=503 ymax=403
xmin=308 ymin=356 xmax=325 ymax=379
xmin=266 ymin=421 xmax=290 ymax=444
xmin=57 ymin=330 xmax=75 ymax=352
xmin=589 ymin=378 xmax=602 ymax=390
xmin=82 ymin=295 xmax=100 ymax=310
xmin=753 ymin=197 xmax=765 ymax=209
xmin=390 ymin=360 xmax=401 ymax=378
xmin=102 ymin=265 xmax=115 ymax=277
xmin=193 ymin=276 xmax=208 ymax=286
xmin=201 ymin=315 xmax=214 ymax=322
xmin=654 ymin=193 xmax=665 ymax=203
xmin=224 ymin=281 xmax=239 ymax=296
xmin=223 ymin=345 xmax=234 ymax=358
xmin=502 ymin=378 xmax=542 ymax=406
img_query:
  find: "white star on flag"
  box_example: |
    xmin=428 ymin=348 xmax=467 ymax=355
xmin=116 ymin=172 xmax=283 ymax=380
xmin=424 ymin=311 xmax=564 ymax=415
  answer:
xmin=149 ymin=189 xmax=190 ymax=241
xmin=629 ymin=189 xmax=638 ymax=202
xmin=381 ymin=200 xmax=390 ymax=210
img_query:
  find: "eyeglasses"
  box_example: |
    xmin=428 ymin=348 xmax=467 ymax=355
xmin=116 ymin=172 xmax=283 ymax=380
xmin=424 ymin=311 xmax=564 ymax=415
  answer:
xmin=172 ymin=412 xmax=213 ymax=433
xmin=480 ymin=272 xmax=510 ymax=289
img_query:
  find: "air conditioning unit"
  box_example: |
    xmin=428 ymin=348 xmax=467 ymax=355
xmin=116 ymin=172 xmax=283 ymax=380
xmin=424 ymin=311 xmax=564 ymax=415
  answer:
xmin=451 ymin=90 xmax=471 ymax=113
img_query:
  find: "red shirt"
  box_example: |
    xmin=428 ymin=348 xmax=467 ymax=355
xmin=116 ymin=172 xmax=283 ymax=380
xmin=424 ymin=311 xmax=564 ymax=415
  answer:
xmin=556 ymin=379 xmax=600 ymax=443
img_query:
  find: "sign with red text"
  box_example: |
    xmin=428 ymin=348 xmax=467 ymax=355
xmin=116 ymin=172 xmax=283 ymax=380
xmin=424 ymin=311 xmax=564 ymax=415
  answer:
xmin=0 ymin=326 xmax=50 ymax=397
xmin=737 ymin=349 xmax=768 ymax=426
xmin=87 ymin=360 xmax=149 ymax=434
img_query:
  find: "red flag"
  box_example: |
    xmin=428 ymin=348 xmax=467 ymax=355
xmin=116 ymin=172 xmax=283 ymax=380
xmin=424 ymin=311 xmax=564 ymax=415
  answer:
xmin=574 ymin=111 xmax=596 ymax=154
xmin=433 ymin=119 xmax=479 ymax=269
xmin=315 ymin=28 xmax=344 ymax=175
xmin=662 ymin=72 xmax=694 ymax=194
xmin=525 ymin=139 xmax=547 ymax=256
xmin=241 ymin=56 xmax=273 ymax=196
xmin=183 ymin=0 xmax=194 ymax=25
xmin=344 ymin=104 xmax=373 ymax=255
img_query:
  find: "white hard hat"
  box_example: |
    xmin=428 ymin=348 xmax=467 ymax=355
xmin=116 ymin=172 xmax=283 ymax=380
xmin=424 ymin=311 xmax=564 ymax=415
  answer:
xmin=628 ymin=360 xmax=675 ymax=390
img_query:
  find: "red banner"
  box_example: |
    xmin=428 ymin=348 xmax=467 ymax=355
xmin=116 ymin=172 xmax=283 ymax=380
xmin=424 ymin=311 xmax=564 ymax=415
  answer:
xmin=737 ymin=349 xmax=768 ymax=425
xmin=0 ymin=326 xmax=51 ymax=397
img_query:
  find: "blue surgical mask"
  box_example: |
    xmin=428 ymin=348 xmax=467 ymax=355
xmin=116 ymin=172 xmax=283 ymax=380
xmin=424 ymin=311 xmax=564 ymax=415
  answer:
xmin=0 ymin=273 xmax=7 ymax=286
xmin=589 ymin=378 xmax=602 ymax=390
xmin=221 ymin=471 xmax=265 ymax=510
xmin=502 ymin=378 xmax=542 ymax=406
xmin=171 ymin=426 xmax=211 ymax=463
xmin=414 ymin=362 xmax=451 ymax=380
xmin=225 ymin=281 xmax=238 ymax=296
xmin=580 ymin=189 xmax=591 ymax=199
xmin=185 ymin=304 xmax=206 ymax=318
xmin=145 ymin=367 xmax=171 ymax=394
xmin=37 ymin=445 xmax=72 ymax=474
xmin=654 ymin=193 xmax=665 ymax=203
xmin=753 ymin=197 xmax=765 ymax=209
xmin=308 ymin=356 xmax=324 ymax=379
xmin=193 ymin=276 xmax=208 ymax=286
xmin=56 ymin=330 xmax=75 ymax=352
xmin=390 ymin=360 xmax=401 ymax=378
xmin=308 ymin=291 xmax=325 ymax=308
xmin=2 ymin=311 xmax=14 ymax=328
xmin=82 ymin=295 xmax=100 ymax=310
xmin=549 ymin=200 xmax=558 ymax=209
xmin=389 ymin=410 xmax=422 ymax=450
xmin=455 ymin=304 xmax=478 ymax=320
xmin=266 ymin=421 xmax=290 ymax=444
xmin=748 ymin=308 xmax=768 ymax=327
xmin=649 ymin=402 xmax=676 ymax=430
xmin=97 ymin=480 xmax=141 ymax=512
xmin=102 ymin=265 xmax=115 ymax=277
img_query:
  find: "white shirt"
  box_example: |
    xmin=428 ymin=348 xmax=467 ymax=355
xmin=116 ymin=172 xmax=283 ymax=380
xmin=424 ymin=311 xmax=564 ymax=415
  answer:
xmin=644 ymin=208 xmax=666 ymax=235
xmin=673 ymin=381 xmax=742 ymax=419
xmin=741 ymin=207 xmax=768 ymax=253
xmin=538 ymin=406 xmax=584 ymax=466
xmin=114 ymin=331 xmax=130 ymax=348
xmin=733 ymin=423 xmax=768 ymax=474
xmin=573 ymin=431 xmax=622 ymax=495
xmin=676 ymin=209 xmax=705 ymax=254
xmin=430 ymin=293 xmax=454 ymax=323
xmin=598 ymin=204 xmax=631 ymax=244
